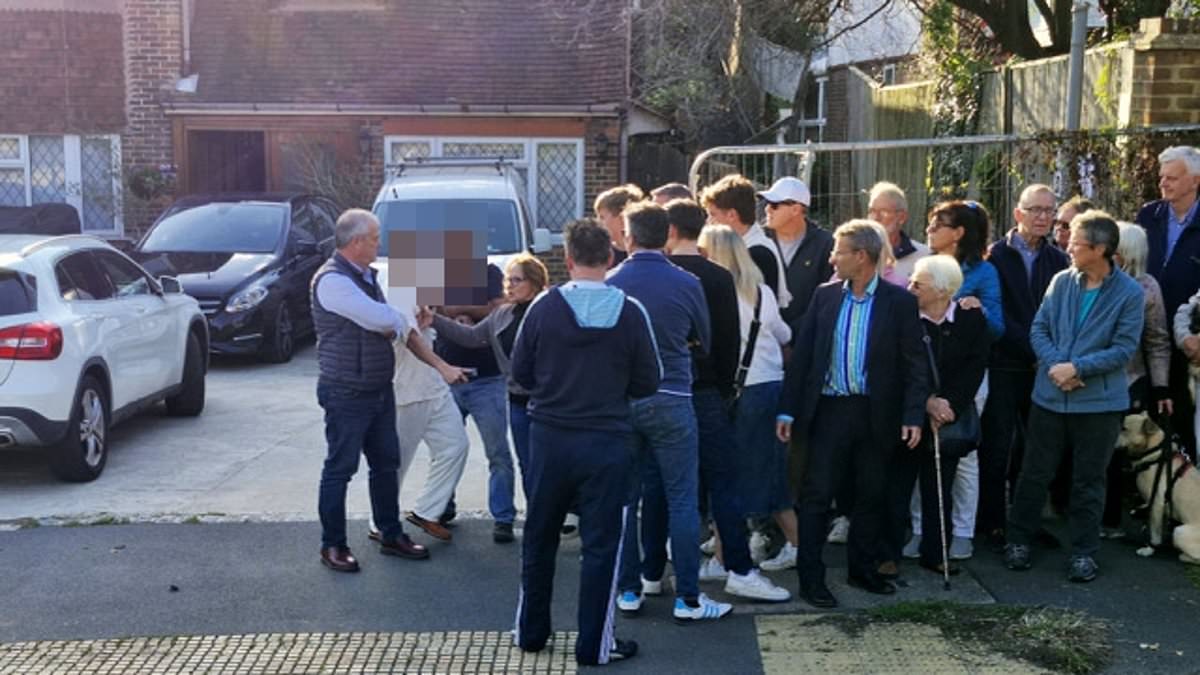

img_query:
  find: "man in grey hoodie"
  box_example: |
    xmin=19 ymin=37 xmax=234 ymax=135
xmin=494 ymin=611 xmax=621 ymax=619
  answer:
xmin=1004 ymin=211 xmax=1144 ymax=582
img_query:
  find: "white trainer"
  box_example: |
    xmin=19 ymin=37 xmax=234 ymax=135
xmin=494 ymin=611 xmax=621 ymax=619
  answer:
xmin=699 ymin=534 xmax=718 ymax=556
xmin=641 ymin=576 xmax=663 ymax=596
xmin=826 ymin=516 xmax=850 ymax=544
xmin=759 ymin=542 xmax=797 ymax=571
xmin=902 ymin=535 xmax=921 ymax=559
xmin=673 ymin=593 xmax=733 ymax=622
xmin=749 ymin=531 xmax=770 ymax=564
xmin=698 ymin=556 xmax=728 ymax=581
xmin=725 ymin=569 xmax=791 ymax=602
xmin=949 ymin=536 xmax=974 ymax=560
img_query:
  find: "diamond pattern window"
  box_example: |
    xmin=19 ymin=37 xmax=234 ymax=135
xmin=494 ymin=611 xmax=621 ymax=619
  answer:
xmin=536 ymin=143 xmax=578 ymax=231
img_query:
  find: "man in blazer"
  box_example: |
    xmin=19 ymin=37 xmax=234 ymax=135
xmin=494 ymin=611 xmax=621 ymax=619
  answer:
xmin=776 ymin=220 xmax=929 ymax=608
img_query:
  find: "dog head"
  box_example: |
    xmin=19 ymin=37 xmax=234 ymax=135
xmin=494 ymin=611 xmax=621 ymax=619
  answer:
xmin=1117 ymin=411 xmax=1166 ymax=459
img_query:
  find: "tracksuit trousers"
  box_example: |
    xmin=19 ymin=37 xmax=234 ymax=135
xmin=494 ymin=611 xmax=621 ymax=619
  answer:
xmin=515 ymin=421 xmax=633 ymax=666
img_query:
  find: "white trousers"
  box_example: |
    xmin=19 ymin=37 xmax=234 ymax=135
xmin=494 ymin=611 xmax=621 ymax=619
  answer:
xmin=911 ymin=373 xmax=987 ymax=538
xmin=396 ymin=391 xmax=469 ymax=521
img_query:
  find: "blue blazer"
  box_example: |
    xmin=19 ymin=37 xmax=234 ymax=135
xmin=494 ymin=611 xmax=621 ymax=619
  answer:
xmin=1137 ymin=198 xmax=1200 ymax=319
xmin=779 ymin=278 xmax=929 ymax=447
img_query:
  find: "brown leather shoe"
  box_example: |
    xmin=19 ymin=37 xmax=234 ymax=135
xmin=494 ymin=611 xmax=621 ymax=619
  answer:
xmin=379 ymin=532 xmax=430 ymax=560
xmin=320 ymin=546 xmax=360 ymax=572
xmin=407 ymin=511 xmax=452 ymax=541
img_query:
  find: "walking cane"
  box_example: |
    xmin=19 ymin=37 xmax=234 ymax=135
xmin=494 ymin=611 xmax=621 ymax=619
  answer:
xmin=931 ymin=424 xmax=952 ymax=591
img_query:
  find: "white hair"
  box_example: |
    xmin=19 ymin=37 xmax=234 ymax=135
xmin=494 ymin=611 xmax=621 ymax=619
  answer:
xmin=913 ymin=254 xmax=964 ymax=297
xmin=869 ymin=181 xmax=908 ymax=213
xmin=1159 ymin=146 xmax=1200 ymax=176
xmin=1116 ymin=221 xmax=1148 ymax=279
xmin=335 ymin=208 xmax=378 ymax=249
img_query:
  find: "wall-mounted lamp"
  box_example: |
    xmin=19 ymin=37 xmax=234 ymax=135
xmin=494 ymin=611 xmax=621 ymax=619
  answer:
xmin=593 ymin=132 xmax=611 ymax=160
xmin=358 ymin=127 xmax=373 ymax=158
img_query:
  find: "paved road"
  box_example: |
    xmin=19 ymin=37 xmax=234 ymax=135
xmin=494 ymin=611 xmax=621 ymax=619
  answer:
xmin=0 ymin=344 xmax=512 ymax=524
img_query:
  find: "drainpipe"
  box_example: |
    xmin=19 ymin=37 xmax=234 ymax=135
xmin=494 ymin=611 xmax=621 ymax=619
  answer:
xmin=1065 ymin=0 xmax=1088 ymax=130
xmin=181 ymin=0 xmax=192 ymax=75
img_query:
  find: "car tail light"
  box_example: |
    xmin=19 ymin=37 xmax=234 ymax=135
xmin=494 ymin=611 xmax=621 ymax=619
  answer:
xmin=0 ymin=322 xmax=63 ymax=360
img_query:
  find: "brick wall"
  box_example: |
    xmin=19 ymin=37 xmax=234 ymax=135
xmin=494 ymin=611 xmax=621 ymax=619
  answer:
xmin=0 ymin=8 xmax=125 ymax=133
xmin=1129 ymin=18 xmax=1200 ymax=126
xmin=122 ymin=0 xmax=183 ymax=238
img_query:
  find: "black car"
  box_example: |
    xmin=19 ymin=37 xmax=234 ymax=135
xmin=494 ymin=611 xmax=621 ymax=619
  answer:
xmin=133 ymin=193 xmax=337 ymax=362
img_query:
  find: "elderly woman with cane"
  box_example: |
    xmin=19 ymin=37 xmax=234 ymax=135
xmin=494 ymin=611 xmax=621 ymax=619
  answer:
xmin=882 ymin=254 xmax=992 ymax=578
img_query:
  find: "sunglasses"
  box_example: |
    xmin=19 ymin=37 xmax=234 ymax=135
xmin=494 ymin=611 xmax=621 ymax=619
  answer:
xmin=766 ymin=200 xmax=798 ymax=209
xmin=1054 ymin=220 xmax=1071 ymax=230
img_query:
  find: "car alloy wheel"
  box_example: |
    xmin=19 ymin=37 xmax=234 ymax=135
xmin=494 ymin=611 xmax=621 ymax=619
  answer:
xmin=79 ymin=387 xmax=106 ymax=469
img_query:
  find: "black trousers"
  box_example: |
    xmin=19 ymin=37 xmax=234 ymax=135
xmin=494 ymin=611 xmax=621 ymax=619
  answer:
xmin=1007 ymin=406 xmax=1121 ymax=558
xmin=516 ymin=422 xmax=632 ymax=666
xmin=796 ymin=396 xmax=888 ymax=584
xmin=883 ymin=438 xmax=961 ymax=567
xmin=977 ymin=369 xmax=1034 ymax=536
xmin=1169 ymin=349 xmax=1197 ymax=459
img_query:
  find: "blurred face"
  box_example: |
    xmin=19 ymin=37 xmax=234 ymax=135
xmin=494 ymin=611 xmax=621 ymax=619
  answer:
xmin=1160 ymin=160 xmax=1200 ymax=204
xmin=1068 ymin=228 xmax=1103 ymax=271
xmin=867 ymin=195 xmax=907 ymax=237
xmin=925 ymin=215 xmax=963 ymax=255
xmin=705 ymin=203 xmax=740 ymax=229
xmin=907 ymin=270 xmax=945 ymax=310
xmin=1055 ymin=205 xmax=1077 ymax=248
xmin=1014 ymin=190 xmax=1056 ymax=242
xmin=504 ymin=264 xmax=537 ymax=303
xmin=830 ymin=236 xmax=865 ymax=280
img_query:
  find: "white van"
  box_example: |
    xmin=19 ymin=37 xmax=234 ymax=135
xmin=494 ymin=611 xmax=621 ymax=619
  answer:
xmin=371 ymin=158 xmax=553 ymax=275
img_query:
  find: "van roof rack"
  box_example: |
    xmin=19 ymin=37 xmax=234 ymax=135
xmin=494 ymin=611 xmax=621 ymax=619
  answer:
xmin=385 ymin=156 xmax=515 ymax=177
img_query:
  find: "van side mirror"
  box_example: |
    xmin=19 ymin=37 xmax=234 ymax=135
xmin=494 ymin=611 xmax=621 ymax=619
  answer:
xmin=159 ymin=276 xmax=183 ymax=294
xmin=531 ymin=228 xmax=552 ymax=254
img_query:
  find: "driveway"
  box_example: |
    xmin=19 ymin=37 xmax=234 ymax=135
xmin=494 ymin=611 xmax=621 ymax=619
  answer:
xmin=0 ymin=343 xmax=511 ymax=524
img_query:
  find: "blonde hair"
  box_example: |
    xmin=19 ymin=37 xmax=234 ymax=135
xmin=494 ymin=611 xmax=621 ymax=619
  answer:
xmin=698 ymin=224 xmax=762 ymax=304
xmin=866 ymin=220 xmax=897 ymax=270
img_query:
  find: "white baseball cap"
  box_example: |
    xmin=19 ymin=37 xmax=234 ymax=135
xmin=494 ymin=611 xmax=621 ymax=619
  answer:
xmin=757 ymin=177 xmax=811 ymax=207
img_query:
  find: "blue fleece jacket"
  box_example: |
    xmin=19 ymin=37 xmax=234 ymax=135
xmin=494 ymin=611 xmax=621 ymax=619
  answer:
xmin=606 ymin=251 xmax=711 ymax=397
xmin=1030 ymin=266 xmax=1144 ymax=413
xmin=958 ymin=259 xmax=1005 ymax=340
xmin=511 ymin=282 xmax=662 ymax=432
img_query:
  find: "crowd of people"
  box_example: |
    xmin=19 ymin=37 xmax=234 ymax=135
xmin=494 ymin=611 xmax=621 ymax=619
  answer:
xmin=308 ymin=144 xmax=1200 ymax=666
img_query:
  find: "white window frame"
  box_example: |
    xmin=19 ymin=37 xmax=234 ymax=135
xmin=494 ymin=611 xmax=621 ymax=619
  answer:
xmin=383 ymin=135 xmax=584 ymax=231
xmin=0 ymin=133 xmax=123 ymax=237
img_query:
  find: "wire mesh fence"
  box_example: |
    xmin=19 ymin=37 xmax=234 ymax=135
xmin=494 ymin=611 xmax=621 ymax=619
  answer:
xmin=689 ymin=125 xmax=1200 ymax=240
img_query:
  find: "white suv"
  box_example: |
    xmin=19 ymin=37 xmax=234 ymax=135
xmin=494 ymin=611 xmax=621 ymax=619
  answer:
xmin=0 ymin=235 xmax=208 ymax=481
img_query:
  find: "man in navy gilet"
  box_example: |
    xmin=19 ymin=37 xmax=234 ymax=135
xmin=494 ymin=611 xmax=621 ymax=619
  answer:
xmin=512 ymin=219 xmax=660 ymax=666
xmin=310 ymin=209 xmax=461 ymax=571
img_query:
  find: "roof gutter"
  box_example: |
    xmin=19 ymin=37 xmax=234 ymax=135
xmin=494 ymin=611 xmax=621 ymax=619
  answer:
xmin=161 ymin=102 xmax=624 ymax=117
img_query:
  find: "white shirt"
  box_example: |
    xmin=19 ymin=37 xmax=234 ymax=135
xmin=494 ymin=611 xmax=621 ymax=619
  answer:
xmin=738 ymin=283 xmax=791 ymax=386
xmin=388 ymin=287 xmax=449 ymax=406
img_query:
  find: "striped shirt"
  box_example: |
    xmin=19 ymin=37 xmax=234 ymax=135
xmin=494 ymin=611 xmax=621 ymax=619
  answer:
xmin=822 ymin=275 xmax=879 ymax=396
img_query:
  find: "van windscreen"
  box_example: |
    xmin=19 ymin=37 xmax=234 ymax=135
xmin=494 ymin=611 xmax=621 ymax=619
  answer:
xmin=374 ymin=200 xmax=521 ymax=256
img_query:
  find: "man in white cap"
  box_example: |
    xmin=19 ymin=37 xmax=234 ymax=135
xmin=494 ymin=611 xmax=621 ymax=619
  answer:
xmin=758 ymin=177 xmax=834 ymax=331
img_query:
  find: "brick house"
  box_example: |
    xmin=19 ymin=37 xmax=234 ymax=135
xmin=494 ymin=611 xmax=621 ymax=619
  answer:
xmin=0 ymin=0 xmax=653 ymax=241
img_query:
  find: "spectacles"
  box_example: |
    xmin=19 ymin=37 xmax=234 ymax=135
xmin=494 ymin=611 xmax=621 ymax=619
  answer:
xmin=506 ymin=276 xmax=527 ymax=284
xmin=1054 ymin=220 xmax=1071 ymax=230
xmin=766 ymin=200 xmax=797 ymax=209
xmin=1021 ymin=206 xmax=1056 ymax=218
xmin=868 ymin=207 xmax=896 ymax=218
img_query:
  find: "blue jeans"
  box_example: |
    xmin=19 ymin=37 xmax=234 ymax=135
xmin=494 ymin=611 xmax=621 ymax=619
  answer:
xmin=316 ymin=383 xmax=402 ymax=549
xmin=509 ymin=397 xmax=532 ymax=496
xmin=733 ymin=380 xmax=791 ymax=517
xmin=618 ymin=393 xmax=701 ymax=599
xmin=451 ymin=375 xmax=516 ymax=524
xmin=694 ymin=386 xmax=753 ymax=575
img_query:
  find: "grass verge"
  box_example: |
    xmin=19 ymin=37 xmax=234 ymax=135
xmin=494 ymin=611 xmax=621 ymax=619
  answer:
xmin=864 ymin=601 xmax=1113 ymax=674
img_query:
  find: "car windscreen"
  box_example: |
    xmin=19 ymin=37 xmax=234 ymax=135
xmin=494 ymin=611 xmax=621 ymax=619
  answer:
xmin=374 ymin=199 xmax=521 ymax=256
xmin=0 ymin=268 xmax=36 ymax=316
xmin=139 ymin=203 xmax=286 ymax=254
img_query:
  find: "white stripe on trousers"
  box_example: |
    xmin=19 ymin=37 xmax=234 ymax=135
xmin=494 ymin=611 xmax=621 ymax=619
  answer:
xmin=598 ymin=504 xmax=629 ymax=665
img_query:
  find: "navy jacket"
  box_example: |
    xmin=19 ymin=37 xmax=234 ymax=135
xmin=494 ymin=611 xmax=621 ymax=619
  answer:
xmin=1138 ymin=199 xmax=1200 ymax=320
xmin=987 ymin=232 xmax=1070 ymax=371
xmin=511 ymin=284 xmax=661 ymax=432
xmin=779 ymin=278 xmax=929 ymax=447
xmin=607 ymin=251 xmax=711 ymax=396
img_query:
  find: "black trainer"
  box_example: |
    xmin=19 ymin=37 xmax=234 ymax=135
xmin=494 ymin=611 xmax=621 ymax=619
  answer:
xmin=1004 ymin=543 xmax=1032 ymax=571
xmin=847 ymin=573 xmax=896 ymax=595
xmin=493 ymin=521 xmax=515 ymax=543
xmin=799 ymin=581 xmax=838 ymax=608
xmin=608 ymin=638 xmax=638 ymax=662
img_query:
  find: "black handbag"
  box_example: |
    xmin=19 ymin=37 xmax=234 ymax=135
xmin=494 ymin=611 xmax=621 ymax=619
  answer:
xmin=922 ymin=329 xmax=980 ymax=459
xmin=732 ymin=287 xmax=763 ymax=402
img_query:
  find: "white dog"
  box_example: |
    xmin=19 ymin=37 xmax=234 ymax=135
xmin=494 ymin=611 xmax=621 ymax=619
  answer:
xmin=1115 ymin=412 xmax=1200 ymax=564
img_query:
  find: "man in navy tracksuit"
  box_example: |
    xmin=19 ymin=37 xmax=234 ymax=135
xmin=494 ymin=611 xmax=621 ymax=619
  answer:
xmin=512 ymin=219 xmax=660 ymax=666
